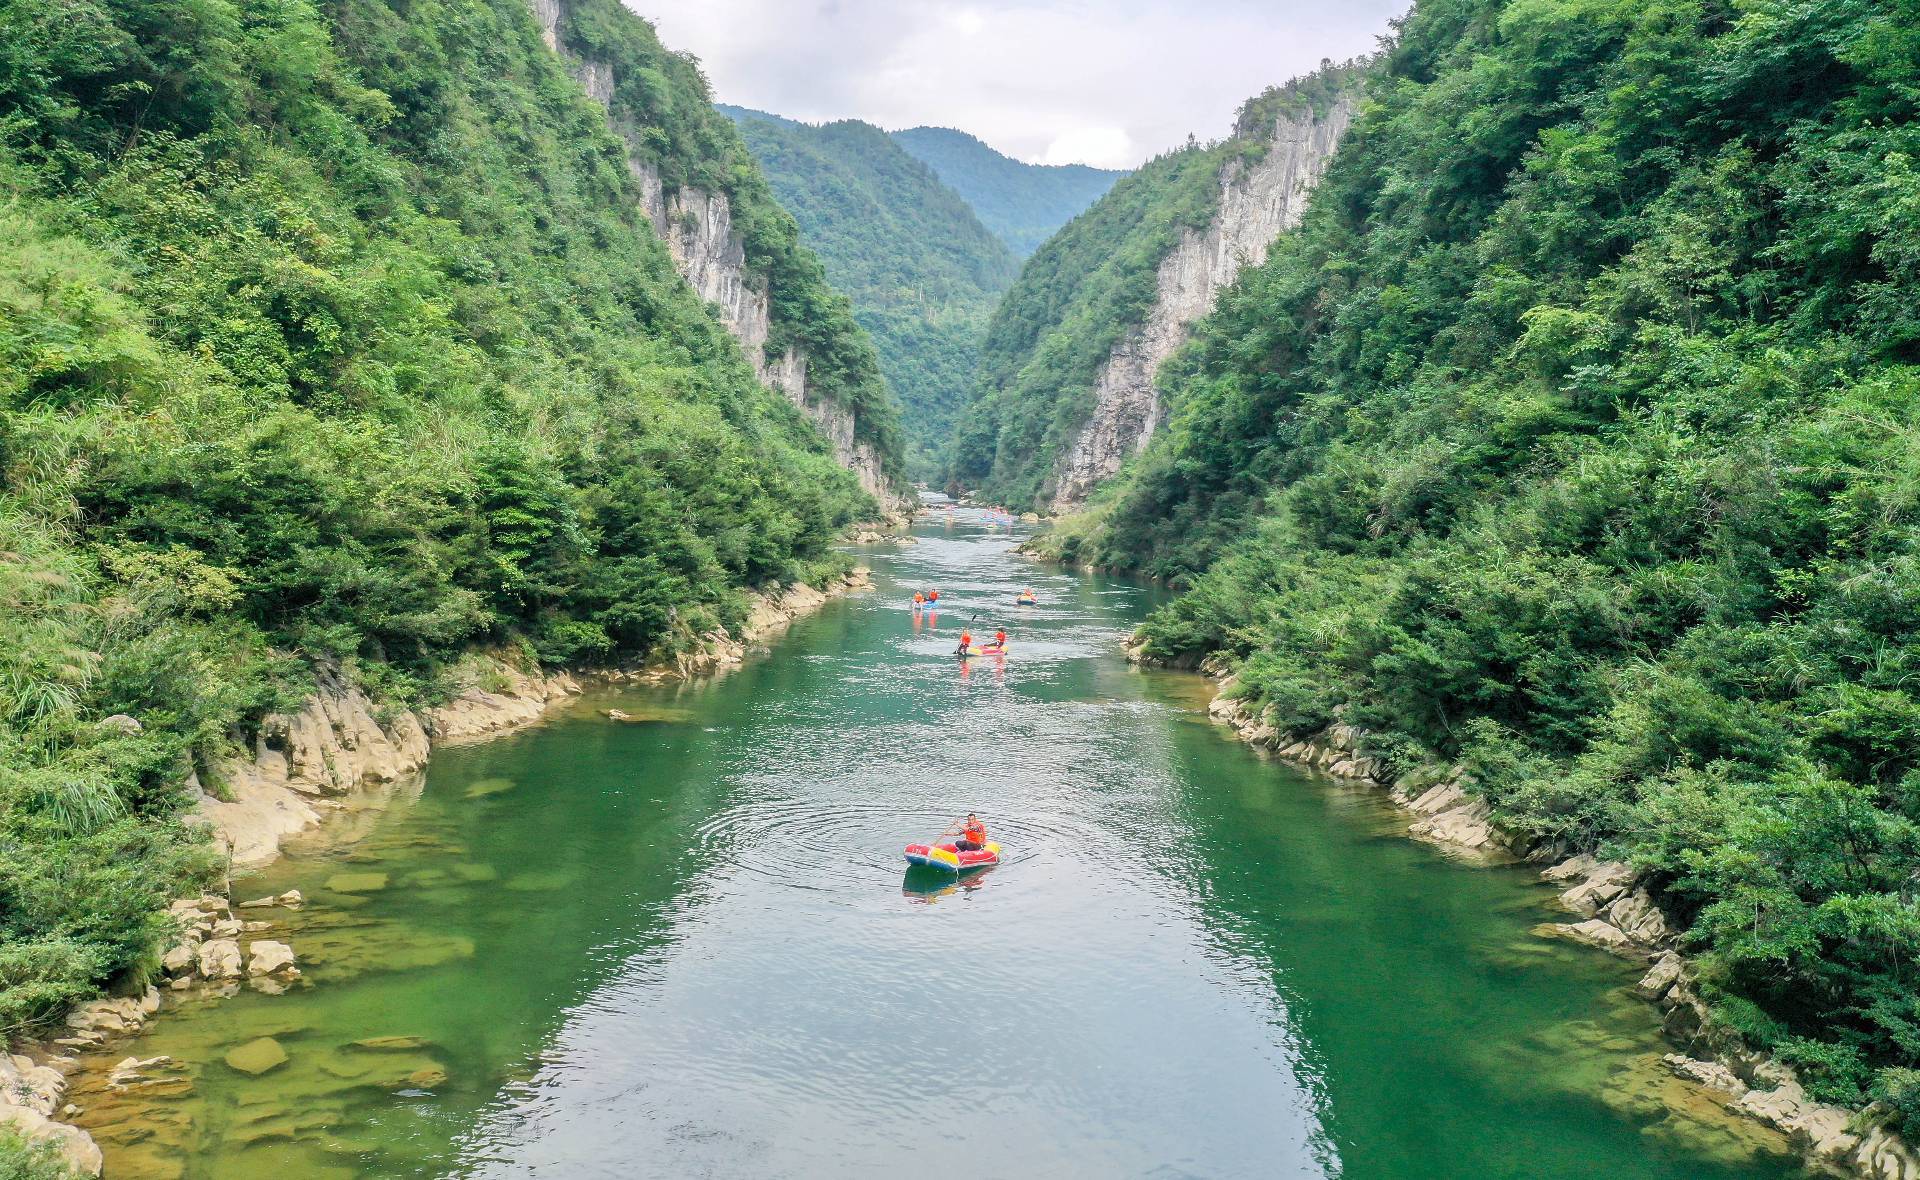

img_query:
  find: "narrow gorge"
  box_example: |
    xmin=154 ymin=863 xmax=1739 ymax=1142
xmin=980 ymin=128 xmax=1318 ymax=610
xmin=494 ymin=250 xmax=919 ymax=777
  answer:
xmin=5 ymin=0 xmax=1919 ymax=1177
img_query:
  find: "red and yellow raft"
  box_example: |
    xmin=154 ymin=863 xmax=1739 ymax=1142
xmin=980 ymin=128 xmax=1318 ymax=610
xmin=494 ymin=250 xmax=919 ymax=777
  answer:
xmin=904 ymin=841 xmax=1001 ymax=872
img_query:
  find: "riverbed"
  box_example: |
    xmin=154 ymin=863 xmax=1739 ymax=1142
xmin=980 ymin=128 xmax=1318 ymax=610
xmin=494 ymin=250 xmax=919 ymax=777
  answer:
xmin=73 ymin=510 xmax=1801 ymax=1178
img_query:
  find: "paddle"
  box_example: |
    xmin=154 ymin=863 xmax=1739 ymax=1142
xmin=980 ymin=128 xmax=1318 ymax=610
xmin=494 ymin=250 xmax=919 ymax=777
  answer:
xmin=955 ymin=612 xmax=979 ymax=657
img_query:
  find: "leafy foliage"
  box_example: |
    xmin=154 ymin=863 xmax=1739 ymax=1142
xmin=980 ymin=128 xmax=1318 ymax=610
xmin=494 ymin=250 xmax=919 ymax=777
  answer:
xmin=0 ymin=0 xmax=881 ymax=1032
xmin=889 ymin=127 xmax=1125 ymax=257
xmin=1085 ymin=0 xmax=1920 ymax=1123
xmin=725 ymin=108 xmax=1019 ymax=479
xmin=0 ymin=1129 xmax=77 ymax=1180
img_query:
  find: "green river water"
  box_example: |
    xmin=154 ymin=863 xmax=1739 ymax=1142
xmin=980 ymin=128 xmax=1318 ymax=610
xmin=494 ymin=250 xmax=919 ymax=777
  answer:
xmin=72 ymin=510 xmax=1804 ymax=1179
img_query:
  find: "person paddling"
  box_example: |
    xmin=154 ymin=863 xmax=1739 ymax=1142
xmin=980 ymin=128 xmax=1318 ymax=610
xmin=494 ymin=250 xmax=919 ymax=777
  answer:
xmin=992 ymin=628 xmax=1008 ymax=652
xmin=943 ymin=813 xmax=988 ymax=851
xmin=955 ymin=627 xmax=973 ymax=657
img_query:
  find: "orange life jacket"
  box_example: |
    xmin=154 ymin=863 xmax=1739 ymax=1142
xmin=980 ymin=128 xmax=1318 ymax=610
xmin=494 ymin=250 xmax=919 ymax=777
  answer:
xmin=963 ymin=823 xmax=987 ymax=845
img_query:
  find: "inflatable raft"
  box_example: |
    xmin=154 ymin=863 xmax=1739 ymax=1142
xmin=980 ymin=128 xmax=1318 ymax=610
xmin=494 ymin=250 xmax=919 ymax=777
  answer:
xmin=904 ymin=841 xmax=1001 ymax=872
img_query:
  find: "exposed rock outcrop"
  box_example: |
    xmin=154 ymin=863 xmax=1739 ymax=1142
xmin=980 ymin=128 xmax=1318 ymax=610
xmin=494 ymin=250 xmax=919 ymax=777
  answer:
xmin=193 ymin=662 xmax=578 ymax=869
xmin=1045 ymin=93 xmax=1356 ymax=510
xmin=1189 ymin=665 xmax=1920 ymax=1179
xmin=0 ymin=990 xmax=176 ymax=1174
xmin=528 ymin=0 xmax=903 ymax=510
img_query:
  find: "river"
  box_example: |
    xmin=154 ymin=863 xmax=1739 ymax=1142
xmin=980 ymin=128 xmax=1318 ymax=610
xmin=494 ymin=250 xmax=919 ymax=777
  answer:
xmin=72 ymin=510 xmax=1800 ymax=1179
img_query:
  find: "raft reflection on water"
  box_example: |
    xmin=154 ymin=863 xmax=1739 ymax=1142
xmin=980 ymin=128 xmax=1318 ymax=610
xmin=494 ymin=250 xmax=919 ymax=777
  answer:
xmin=901 ymin=863 xmax=995 ymax=904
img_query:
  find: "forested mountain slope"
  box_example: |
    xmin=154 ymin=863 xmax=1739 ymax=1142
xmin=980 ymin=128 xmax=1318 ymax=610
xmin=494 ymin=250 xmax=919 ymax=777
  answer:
xmin=949 ymin=68 xmax=1361 ymax=510
xmin=1068 ymin=0 xmax=1920 ymax=1130
xmin=723 ymin=107 xmax=1020 ymax=478
xmin=890 ymin=126 xmax=1126 ymax=257
xmin=0 ymin=0 xmax=895 ymax=1035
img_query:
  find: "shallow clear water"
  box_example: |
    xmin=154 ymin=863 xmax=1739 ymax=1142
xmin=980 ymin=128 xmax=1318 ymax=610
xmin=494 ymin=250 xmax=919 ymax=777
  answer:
xmin=76 ymin=511 xmax=1801 ymax=1179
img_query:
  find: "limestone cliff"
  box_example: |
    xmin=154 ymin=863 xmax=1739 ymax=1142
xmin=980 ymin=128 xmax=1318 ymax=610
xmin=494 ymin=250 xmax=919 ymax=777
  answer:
xmin=530 ymin=0 xmax=900 ymax=509
xmin=1045 ymin=94 xmax=1355 ymax=510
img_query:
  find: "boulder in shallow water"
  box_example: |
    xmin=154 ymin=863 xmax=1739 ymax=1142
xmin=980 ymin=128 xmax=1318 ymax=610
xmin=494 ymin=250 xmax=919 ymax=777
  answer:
xmin=1637 ymin=952 xmax=1686 ymax=1002
xmin=161 ymin=941 xmax=198 ymax=977
xmin=247 ymin=941 xmax=297 ymax=976
xmin=223 ymin=1037 xmax=289 ymax=1076
xmin=197 ymin=939 xmax=243 ymax=980
xmin=1538 ymin=919 xmax=1638 ymax=955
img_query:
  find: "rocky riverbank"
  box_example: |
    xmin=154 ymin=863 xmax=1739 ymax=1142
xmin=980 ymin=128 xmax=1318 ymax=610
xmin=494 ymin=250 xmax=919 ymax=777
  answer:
xmin=1188 ymin=660 xmax=1920 ymax=1180
xmin=1 ymin=570 xmax=870 ymax=1176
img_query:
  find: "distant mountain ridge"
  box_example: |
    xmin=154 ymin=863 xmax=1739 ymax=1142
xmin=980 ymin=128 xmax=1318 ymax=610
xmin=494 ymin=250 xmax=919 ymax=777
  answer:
xmin=721 ymin=106 xmax=1020 ymax=478
xmin=890 ymin=126 xmax=1127 ymax=257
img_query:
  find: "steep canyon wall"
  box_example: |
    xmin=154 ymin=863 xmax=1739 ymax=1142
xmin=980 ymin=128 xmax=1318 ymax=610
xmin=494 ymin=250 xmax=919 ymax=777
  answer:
xmin=531 ymin=0 xmax=898 ymax=507
xmin=1046 ymin=95 xmax=1355 ymax=510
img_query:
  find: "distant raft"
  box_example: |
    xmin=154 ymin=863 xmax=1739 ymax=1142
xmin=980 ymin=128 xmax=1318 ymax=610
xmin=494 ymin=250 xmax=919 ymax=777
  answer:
xmin=904 ymin=841 xmax=1002 ymax=872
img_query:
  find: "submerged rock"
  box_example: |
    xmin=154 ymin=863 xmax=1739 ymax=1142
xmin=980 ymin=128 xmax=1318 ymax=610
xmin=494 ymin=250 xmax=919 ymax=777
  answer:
xmin=324 ymin=872 xmax=389 ymax=894
xmin=348 ymin=1036 xmax=431 ymax=1052
xmin=224 ymin=1038 xmax=289 ymax=1076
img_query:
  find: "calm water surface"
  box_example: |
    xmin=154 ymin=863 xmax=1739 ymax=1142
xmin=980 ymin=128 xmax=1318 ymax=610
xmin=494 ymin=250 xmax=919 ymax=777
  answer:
xmin=76 ymin=510 xmax=1801 ymax=1179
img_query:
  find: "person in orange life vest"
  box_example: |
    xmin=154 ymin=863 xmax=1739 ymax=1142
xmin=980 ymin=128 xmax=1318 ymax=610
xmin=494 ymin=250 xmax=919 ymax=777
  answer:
xmin=928 ymin=589 xmax=940 ymax=604
xmin=955 ymin=627 xmax=972 ymax=656
xmin=913 ymin=591 xmax=925 ymax=608
xmin=945 ymin=813 xmax=988 ymax=851
xmin=992 ymin=629 xmax=1007 ymax=651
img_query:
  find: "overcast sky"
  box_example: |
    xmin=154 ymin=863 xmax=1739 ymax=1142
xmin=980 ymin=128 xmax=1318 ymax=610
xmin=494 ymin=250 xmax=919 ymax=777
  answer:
xmin=636 ymin=1 xmax=1407 ymax=169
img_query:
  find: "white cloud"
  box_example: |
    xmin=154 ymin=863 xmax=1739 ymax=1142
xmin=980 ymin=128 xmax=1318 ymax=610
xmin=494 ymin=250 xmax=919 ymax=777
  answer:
xmin=635 ymin=0 xmax=1406 ymax=168
xmin=1041 ymin=126 xmax=1134 ymax=169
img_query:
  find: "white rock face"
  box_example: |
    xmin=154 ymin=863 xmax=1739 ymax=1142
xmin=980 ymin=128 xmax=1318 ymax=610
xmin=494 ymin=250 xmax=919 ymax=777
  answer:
xmin=527 ymin=0 xmax=901 ymax=509
xmin=1046 ymin=93 xmax=1357 ymax=510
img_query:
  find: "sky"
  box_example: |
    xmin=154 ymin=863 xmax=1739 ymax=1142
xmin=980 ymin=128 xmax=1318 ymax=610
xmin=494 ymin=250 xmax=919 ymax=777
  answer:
xmin=636 ymin=1 xmax=1408 ymax=170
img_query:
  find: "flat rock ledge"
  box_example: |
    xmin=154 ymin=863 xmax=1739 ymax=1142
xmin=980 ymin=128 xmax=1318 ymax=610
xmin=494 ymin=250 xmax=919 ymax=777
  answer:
xmin=1188 ymin=664 xmax=1920 ymax=1180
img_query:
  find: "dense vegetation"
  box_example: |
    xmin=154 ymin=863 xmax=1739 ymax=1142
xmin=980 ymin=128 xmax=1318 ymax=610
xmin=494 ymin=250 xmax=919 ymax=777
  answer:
xmin=1061 ymin=0 xmax=1920 ymax=1127
xmin=0 ymin=0 xmax=889 ymax=1038
xmin=890 ymin=126 xmax=1125 ymax=257
xmin=724 ymin=107 xmax=1018 ymax=478
xmin=0 ymin=1131 xmax=71 ymax=1180
xmin=950 ymin=72 xmax=1359 ymax=508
